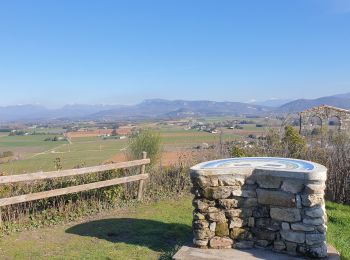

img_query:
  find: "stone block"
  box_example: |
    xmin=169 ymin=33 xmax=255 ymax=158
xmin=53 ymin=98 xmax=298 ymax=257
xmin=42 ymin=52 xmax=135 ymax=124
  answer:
xmin=285 ymin=241 xmax=297 ymax=255
xmin=316 ymin=224 xmax=327 ymax=233
xmin=280 ymin=230 xmax=305 ymax=243
xmin=255 ymin=218 xmax=271 ymax=228
xmin=215 ymin=221 xmax=229 ymax=236
xmin=229 ymin=217 xmax=246 ymax=228
xmin=218 ymin=176 xmax=244 ymax=186
xmin=304 ymin=206 xmax=325 ymax=218
xmin=257 ymin=189 xmax=296 ymax=207
xmin=255 ymin=218 xmax=280 ymax=231
xmin=290 ymin=223 xmax=315 ymax=232
xmin=218 ymin=198 xmax=241 ymax=209
xmin=193 ymin=228 xmax=213 ymax=240
xmin=234 ymin=241 xmax=254 ymax=249
xmin=304 ymin=183 xmax=326 ymax=194
xmin=252 ymin=228 xmax=276 ymax=241
xmin=206 ymin=187 xmax=232 ymax=199
xmin=255 ymin=240 xmax=270 ymax=247
xmin=256 ymin=175 xmax=282 ymax=188
xmin=301 ymin=194 xmax=324 ymax=207
xmin=281 ymin=222 xmax=290 ymax=230
xmin=218 ymin=198 xmax=257 ymax=209
xmin=281 ymin=180 xmax=304 ymax=193
xmin=206 ymin=207 xmax=220 ymax=213
xmin=252 ymin=205 xmax=270 ymax=218
xmin=193 ymin=211 xmax=206 ymax=220
xmin=230 ymin=228 xmax=253 ymax=240
xmin=225 ymin=208 xmax=252 ymax=218
xmin=197 ymin=176 xmax=219 ymax=187
xmin=296 ymin=195 xmax=302 ymax=209
xmin=306 ymin=233 xmax=326 ymax=246
xmin=273 ymin=240 xmax=286 ymax=251
xmin=207 ymin=211 xmax=226 ymax=222
xmin=270 ymin=207 xmax=301 ymax=222
xmin=305 ymin=242 xmax=328 ymax=258
xmin=248 ymin=217 xmax=255 ymax=227
xmin=193 ymin=199 xmax=215 ymax=212
xmin=231 ymin=188 xmax=257 ymax=198
xmin=303 ymin=217 xmax=325 ymax=226
xmin=193 ymin=199 xmax=208 ymax=212
xmin=193 ymin=238 xmax=208 ymax=248
xmin=209 ymin=236 xmax=233 ymax=249
xmin=266 ymin=221 xmax=280 ymax=231
xmin=193 ymin=220 xmax=209 ymax=230
xmin=243 ymin=198 xmax=258 ymax=207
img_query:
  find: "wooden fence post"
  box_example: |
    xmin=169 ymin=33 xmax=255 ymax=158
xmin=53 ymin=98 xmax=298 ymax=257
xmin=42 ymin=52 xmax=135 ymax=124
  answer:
xmin=137 ymin=151 xmax=147 ymax=201
xmin=0 ymin=207 xmax=2 ymax=228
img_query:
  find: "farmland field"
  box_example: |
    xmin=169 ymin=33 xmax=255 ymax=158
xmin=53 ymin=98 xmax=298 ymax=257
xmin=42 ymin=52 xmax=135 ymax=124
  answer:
xmin=0 ymin=135 xmax=128 ymax=174
xmin=0 ymin=117 xmax=273 ymax=174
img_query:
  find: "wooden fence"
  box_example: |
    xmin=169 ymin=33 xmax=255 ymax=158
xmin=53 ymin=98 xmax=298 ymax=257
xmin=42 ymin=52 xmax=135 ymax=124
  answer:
xmin=0 ymin=152 xmax=150 ymax=226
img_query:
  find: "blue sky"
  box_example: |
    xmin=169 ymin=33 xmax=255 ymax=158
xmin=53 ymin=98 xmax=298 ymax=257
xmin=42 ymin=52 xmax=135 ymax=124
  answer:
xmin=0 ymin=0 xmax=349 ymax=107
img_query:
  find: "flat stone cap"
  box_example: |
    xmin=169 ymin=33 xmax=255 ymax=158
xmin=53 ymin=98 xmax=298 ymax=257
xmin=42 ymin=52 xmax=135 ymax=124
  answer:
xmin=173 ymin=245 xmax=340 ymax=260
xmin=190 ymin=157 xmax=327 ymax=181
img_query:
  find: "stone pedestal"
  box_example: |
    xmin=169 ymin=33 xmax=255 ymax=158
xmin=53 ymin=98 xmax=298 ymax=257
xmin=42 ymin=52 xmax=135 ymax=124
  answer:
xmin=190 ymin=157 xmax=328 ymax=258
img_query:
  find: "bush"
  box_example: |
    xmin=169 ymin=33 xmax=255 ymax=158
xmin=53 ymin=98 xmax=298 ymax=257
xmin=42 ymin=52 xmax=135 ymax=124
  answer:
xmin=0 ymin=151 xmax=14 ymax=158
xmin=230 ymin=146 xmax=246 ymax=157
xmin=127 ymin=129 xmax=162 ymax=165
xmin=282 ymin=126 xmax=306 ymax=158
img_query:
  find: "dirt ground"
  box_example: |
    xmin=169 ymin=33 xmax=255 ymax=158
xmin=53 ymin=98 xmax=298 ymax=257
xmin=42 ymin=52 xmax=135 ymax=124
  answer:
xmin=104 ymin=149 xmax=215 ymax=167
xmin=66 ymin=127 xmax=133 ymax=138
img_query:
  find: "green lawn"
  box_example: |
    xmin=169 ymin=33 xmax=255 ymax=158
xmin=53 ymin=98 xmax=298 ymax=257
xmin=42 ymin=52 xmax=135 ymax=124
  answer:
xmin=0 ymin=197 xmax=348 ymax=260
xmin=326 ymin=201 xmax=350 ymax=259
xmin=0 ymin=196 xmax=193 ymax=260
xmin=0 ymin=135 xmax=64 ymax=150
xmin=0 ymin=137 xmax=128 ymax=174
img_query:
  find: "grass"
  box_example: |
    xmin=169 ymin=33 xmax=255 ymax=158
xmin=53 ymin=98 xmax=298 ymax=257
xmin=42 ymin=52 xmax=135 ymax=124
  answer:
xmin=0 ymin=196 xmax=193 ymax=260
xmin=0 ymin=135 xmax=63 ymax=150
xmin=0 ymin=137 xmax=128 ymax=174
xmin=326 ymin=201 xmax=350 ymax=260
xmin=1 ymin=128 xmax=241 ymax=174
xmin=0 ymin=197 xmax=348 ymax=259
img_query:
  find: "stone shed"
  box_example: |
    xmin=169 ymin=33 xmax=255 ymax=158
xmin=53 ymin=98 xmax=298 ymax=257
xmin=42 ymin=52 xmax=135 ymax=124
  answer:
xmin=190 ymin=157 xmax=328 ymax=258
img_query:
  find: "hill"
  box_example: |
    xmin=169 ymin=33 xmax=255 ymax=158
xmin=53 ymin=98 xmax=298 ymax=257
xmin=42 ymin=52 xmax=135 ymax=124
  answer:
xmin=1 ymin=92 xmax=350 ymax=122
xmin=0 ymin=100 xmax=271 ymax=122
xmin=90 ymin=99 xmax=270 ymax=120
xmin=278 ymin=93 xmax=350 ymax=113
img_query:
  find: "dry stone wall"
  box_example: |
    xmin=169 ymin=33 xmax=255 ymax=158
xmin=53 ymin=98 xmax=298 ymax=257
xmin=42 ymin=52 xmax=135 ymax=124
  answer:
xmin=190 ymin=159 xmax=328 ymax=258
xmin=299 ymin=105 xmax=350 ymax=134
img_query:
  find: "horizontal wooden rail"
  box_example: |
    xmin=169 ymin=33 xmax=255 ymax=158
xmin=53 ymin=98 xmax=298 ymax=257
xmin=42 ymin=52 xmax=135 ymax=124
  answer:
xmin=0 ymin=173 xmax=148 ymax=207
xmin=0 ymin=159 xmax=150 ymax=184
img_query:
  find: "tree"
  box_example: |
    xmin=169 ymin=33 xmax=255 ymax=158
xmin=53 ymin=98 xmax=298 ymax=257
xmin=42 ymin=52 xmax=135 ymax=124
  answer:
xmin=127 ymin=129 xmax=161 ymax=165
xmin=111 ymin=128 xmax=117 ymax=136
xmin=282 ymin=126 xmax=306 ymax=158
xmin=230 ymin=146 xmax=246 ymax=157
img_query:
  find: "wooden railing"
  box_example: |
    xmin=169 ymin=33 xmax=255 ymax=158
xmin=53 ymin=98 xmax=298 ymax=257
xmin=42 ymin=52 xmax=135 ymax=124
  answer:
xmin=0 ymin=152 xmax=150 ymax=225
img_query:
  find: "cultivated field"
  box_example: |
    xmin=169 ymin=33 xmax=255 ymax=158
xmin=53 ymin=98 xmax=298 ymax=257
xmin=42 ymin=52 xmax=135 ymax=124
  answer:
xmin=0 ymin=117 xmax=275 ymax=174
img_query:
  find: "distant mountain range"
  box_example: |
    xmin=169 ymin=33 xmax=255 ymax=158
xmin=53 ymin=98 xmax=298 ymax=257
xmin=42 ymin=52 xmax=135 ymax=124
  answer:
xmin=250 ymin=98 xmax=294 ymax=107
xmin=0 ymin=93 xmax=349 ymax=122
xmin=91 ymin=99 xmax=270 ymax=120
xmin=278 ymin=94 xmax=350 ymax=113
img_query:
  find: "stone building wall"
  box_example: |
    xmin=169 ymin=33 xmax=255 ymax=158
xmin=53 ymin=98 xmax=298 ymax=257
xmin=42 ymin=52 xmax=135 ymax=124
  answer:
xmin=299 ymin=105 xmax=350 ymax=134
xmin=190 ymin=167 xmax=327 ymax=258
